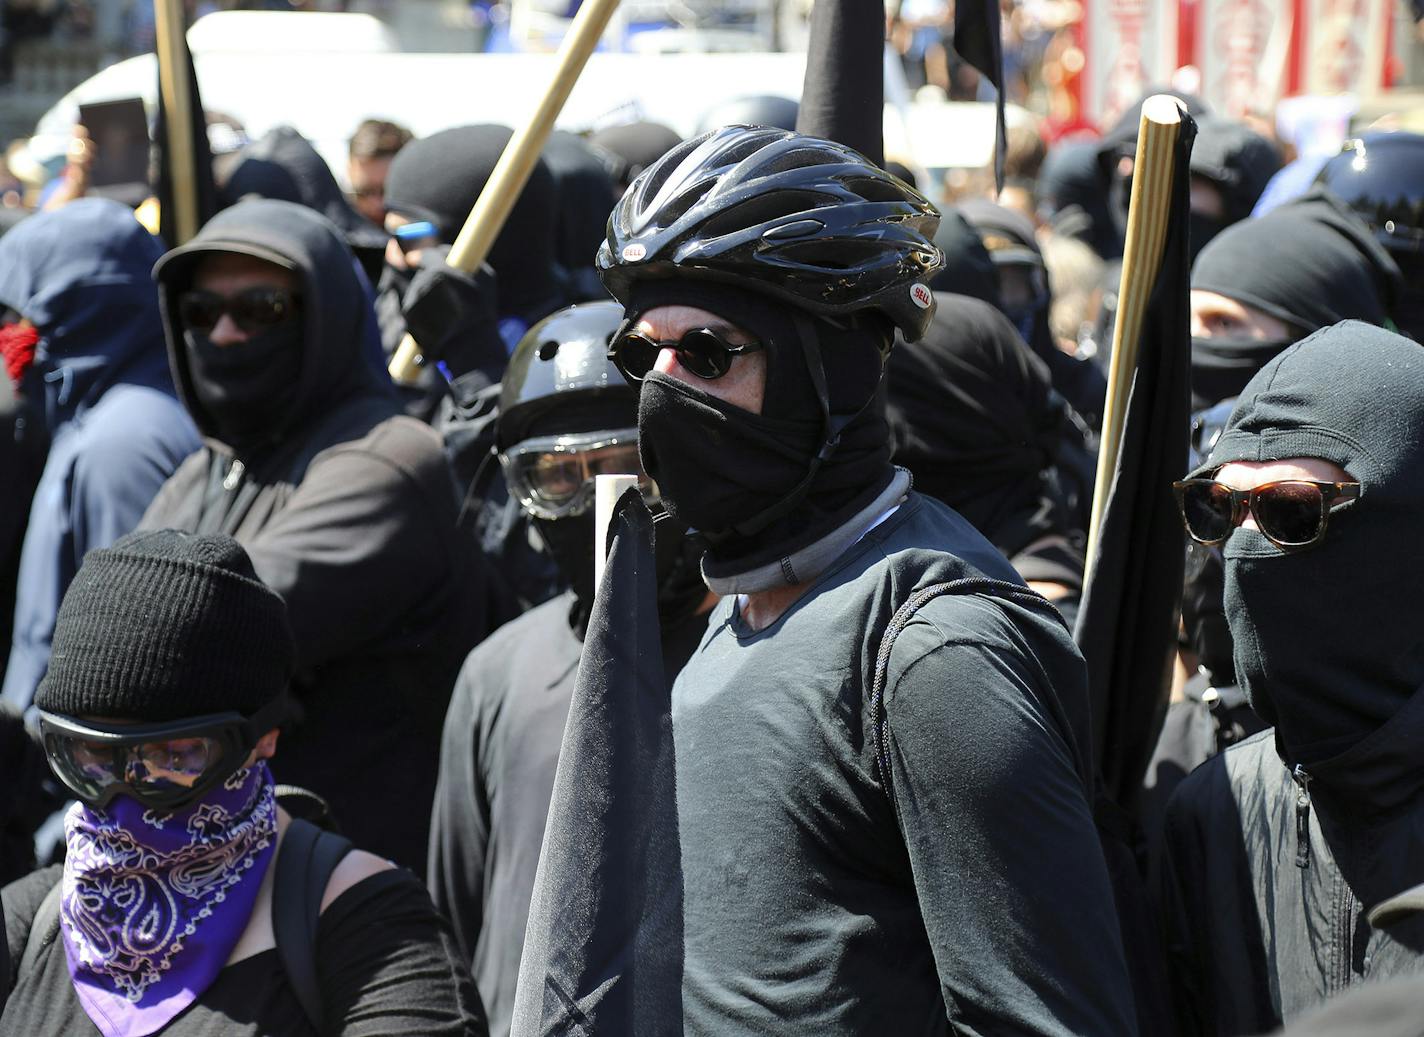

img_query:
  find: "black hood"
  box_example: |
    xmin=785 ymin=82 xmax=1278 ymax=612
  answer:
xmin=1189 ymin=116 xmax=1283 ymax=225
xmin=543 ymin=131 xmax=616 ymax=285
xmin=587 ymin=121 xmax=683 ymax=191
xmin=152 ymin=198 xmax=395 ymax=448
xmin=1193 ymin=321 xmax=1424 ymax=773
xmin=887 ymin=293 xmax=1083 ymax=559
xmin=1037 ymin=137 xmax=1120 ymax=259
xmin=219 ymin=126 xmax=387 ymax=257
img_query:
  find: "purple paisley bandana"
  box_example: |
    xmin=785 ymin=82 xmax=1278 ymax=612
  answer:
xmin=59 ymin=762 xmax=278 ymax=1037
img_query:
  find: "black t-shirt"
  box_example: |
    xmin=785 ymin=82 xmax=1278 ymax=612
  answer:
xmin=672 ymin=492 xmax=1136 ymax=1036
xmin=2 ymin=863 xmax=486 ymax=1036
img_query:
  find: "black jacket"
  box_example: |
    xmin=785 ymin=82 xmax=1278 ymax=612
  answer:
xmin=140 ymin=200 xmax=485 ymax=873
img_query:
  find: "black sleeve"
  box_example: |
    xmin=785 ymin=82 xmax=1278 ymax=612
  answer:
xmin=427 ymin=656 xmax=493 ymax=965
xmin=1158 ymin=772 xmax=1216 ymax=1037
xmin=317 ymin=869 xmax=488 ymax=1037
xmin=881 ymin=596 xmax=1137 ymax=1037
xmin=2 ymin=865 xmax=61 ymax=996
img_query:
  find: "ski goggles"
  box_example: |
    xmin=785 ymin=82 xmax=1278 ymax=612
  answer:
xmin=1172 ymin=478 xmax=1360 ymax=551
xmin=499 ymin=428 xmax=655 ymax=520
xmin=178 ymin=287 xmax=302 ymax=336
xmin=38 ymin=697 xmax=286 ymax=811
xmin=608 ymin=327 xmax=764 ymax=382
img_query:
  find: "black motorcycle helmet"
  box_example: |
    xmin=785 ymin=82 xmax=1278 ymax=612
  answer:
xmin=1316 ymin=132 xmax=1424 ymax=255
xmin=597 ymin=124 xmax=944 ymax=343
xmin=496 ymin=300 xmax=640 ymax=521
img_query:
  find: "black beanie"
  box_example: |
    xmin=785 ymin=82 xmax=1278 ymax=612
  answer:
xmin=35 ymin=530 xmax=295 ymax=722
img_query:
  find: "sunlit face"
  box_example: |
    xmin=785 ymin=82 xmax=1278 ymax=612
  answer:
xmin=1213 ymin=457 xmax=1354 ymax=532
xmin=636 ymin=304 xmax=767 ymax=415
xmin=348 ymin=154 xmax=392 ymax=226
xmin=1190 ymin=290 xmax=1295 ymax=342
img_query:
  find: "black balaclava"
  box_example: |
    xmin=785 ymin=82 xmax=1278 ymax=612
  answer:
xmin=542 ymin=131 xmax=617 ymax=299
xmin=1191 ymin=321 xmax=1424 ymax=768
xmin=1187 ymin=117 xmax=1283 ymax=261
xmin=383 ymin=125 xmax=562 ymax=323
xmin=153 ymin=198 xmax=393 ymax=459
xmin=1190 ymin=190 xmax=1402 ymax=409
xmin=628 ymin=279 xmax=894 ymax=584
xmin=886 ymin=293 xmax=1085 ymax=559
xmin=928 ymin=208 xmax=1002 ymax=307
xmin=1099 ymin=89 xmax=1211 ymax=249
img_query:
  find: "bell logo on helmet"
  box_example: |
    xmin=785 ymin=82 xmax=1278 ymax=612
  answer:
xmin=909 ymin=284 xmax=933 ymax=310
xmin=621 ymin=243 xmax=647 ymax=262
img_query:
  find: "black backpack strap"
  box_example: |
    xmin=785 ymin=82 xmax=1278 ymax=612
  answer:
xmin=273 ymin=817 xmax=353 ymax=1033
xmin=16 ymin=882 xmax=62 ymax=984
xmin=868 ymin=577 xmax=1051 ymax=812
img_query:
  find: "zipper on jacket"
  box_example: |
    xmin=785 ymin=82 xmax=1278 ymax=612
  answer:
xmin=1292 ymin=764 xmax=1313 ymax=869
xmin=222 ymin=459 xmax=245 ymax=491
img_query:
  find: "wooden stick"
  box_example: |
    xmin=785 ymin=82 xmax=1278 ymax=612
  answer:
xmin=1084 ymin=95 xmax=1184 ymax=570
xmin=594 ymin=474 xmax=639 ymax=590
xmin=153 ymin=0 xmax=198 ymax=245
xmin=389 ymin=0 xmax=624 ymax=384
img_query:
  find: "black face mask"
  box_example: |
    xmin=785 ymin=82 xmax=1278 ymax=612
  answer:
xmin=637 ymin=372 xmax=822 ymax=540
xmin=184 ymin=325 xmax=303 ymax=451
xmin=534 ymin=506 xmax=708 ymax=627
xmin=1187 ymin=210 xmax=1225 ymax=266
xmin=1190 ymin=335 xmax=1296 ymax=410
xmin=1182 ymin=542 xmax=1234 ymax=686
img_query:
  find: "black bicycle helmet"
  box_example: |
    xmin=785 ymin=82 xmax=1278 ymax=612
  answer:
xmin=496 ymin=299 xmax=634 ymax=453
xmin=597 ymin=125 xmax=944 ymax=341
xmin=1316 ymin=132 xmax=1424 ymax=254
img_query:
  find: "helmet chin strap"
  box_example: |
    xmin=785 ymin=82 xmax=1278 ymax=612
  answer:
xmin=710 ymin=311 xmax=885 ymax=543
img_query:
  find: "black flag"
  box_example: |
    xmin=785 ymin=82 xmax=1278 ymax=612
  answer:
xmin=153 ymin=28 xmax=217 ymax=248
xmin=796 ymin=0 xmax=884 ymax=166
xmin=1073 ymin=112 xmax=1198 ymax=814
xmin=510 ymin=491 xmax=684 ymax=1037
xmin=950 ymin=0 xmax=1007 ymax=189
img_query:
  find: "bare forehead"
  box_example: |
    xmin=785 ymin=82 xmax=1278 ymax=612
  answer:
xmin=1214 ymin=457 xmax=1354 ymax=489
xmin=192 ymin=252 xmax=296 ymax=293
xmin=635 ymin=304 xmax=752 ymax=341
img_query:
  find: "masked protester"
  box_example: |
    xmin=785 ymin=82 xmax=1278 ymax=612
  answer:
xmin=137 ymin=199 xmax=485 ymax=875
xmin=587 ymin=120 xmax=683 ymax=196
xmin=960 ymin=197 xmax=1108 ymax=428
xmin=1315 ymin=132 xmax=1424 ymax=342
xmin=1189 ymin=190 xmax=1400 ymax=410
xmin=541 ymin=131 xmax=617 ymax=303
xmin=596 ymin=125 xmax=1134 ymax=1035
xmin=926 ymin=207 xmax=1002 ymax=306
xmin=427 ymin=301 xmax=711 ymax=1037
xmin=1160 ymin=322 xmax=1424 ymax=1035
xmin=1184 ymin=117 xmax=1282 ymax=265
xmin=0 ymin=200 xmax=199 ymax=716
xmin=1038 ymin=136 xmax=1121 ymax=260
xmin=887 ymin=293 xmax=1093 ymax=627
xmin=0 ymin=530 xmax=486 ymax=1036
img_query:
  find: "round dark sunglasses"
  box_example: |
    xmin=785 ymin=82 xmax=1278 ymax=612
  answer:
xmin=608 ymin=327 xmax=764 ymax=383
xmin=178 ymin=287 xmax=301 ymax=335
xmin=1172 ymin=478 xmax=1360 ymax=551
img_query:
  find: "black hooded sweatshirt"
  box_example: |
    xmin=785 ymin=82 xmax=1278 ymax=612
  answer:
xmin=138 ymin=199 xmax=485 ymax=873
xmin=1161 ymin=322 xmax=1424 ymax=1035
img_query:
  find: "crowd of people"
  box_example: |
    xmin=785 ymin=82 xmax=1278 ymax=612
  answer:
xmin=0 ymin=25 xmax=1423 ymax=1034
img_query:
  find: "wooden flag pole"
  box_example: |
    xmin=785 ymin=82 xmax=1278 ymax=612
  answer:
xmin=153 ymin=0 xmax=198 ymax=245
xmin=389 ymin=0 xmax=624 ymax=384
xmin=1084 ymin=94 xmax=1184 ymax=570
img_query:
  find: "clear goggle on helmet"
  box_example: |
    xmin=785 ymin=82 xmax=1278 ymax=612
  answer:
xmin=498 ymin=427 xmax=658 ymax=520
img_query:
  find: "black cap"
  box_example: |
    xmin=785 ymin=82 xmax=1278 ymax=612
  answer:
xmin=36 ymin=530 xmax=295 ymax=722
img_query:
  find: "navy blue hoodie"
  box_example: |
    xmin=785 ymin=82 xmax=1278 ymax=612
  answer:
xmin=0 ymin=198 xmax=198 ymax=711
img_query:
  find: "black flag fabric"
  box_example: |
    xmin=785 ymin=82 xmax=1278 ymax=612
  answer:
xmin=950 ymin=0 xmax=1007 ymax=189
xmin=795 ymin=0 xmax=884 ymax=166
xmin=510 ymin=491 xmax=684 ymax=1037
xmin=154 ymin=28 xmax=218 ymax=248
xmin=1073 ymin=111 xmax=1198 ymax=814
